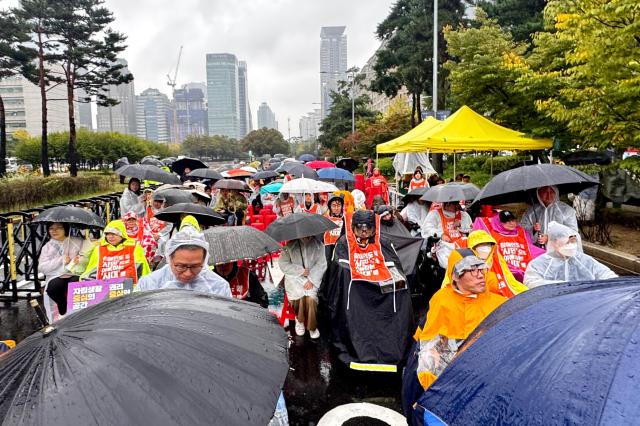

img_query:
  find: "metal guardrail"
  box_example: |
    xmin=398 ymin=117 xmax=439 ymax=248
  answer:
xmin=0 ymin=192 xmax=123 ymax=304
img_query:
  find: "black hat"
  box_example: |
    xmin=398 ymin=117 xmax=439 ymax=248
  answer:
xmin=327 ymin=194 xmax=345 ymax=206
xmin=499 ymin=210 xmax=517 ymax=223
xmin=352 ymin=210 xmax=375 ymax=228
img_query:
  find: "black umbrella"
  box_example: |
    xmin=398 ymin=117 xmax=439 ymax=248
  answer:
xmin=402 ymin=186 xmax=430 ymax=203
xmin=214 ymin=179 xmax=251 ymax=192
xmin=171 ymin=157 xmax=208 ymax=176
xmin=153 ymin=188 xmax=196 ymax=206
xmin=203 ymin=226 xmax=282 ymax=265
xmin=472 ymin=164 xmax=600 ymax=206
xmin=265 ymin=213 xmax=338 ymax=242
xmin=277 ymin=161 xmax=303 ymax=173
xmin=161 ymin=157 xmax=177 ymax=166
xmin=298 ymin=153 xmax=316 ymax=162
xmin=287 ymin=163 xmax=319 ymax=179
xmin=336 ymin=157 xmax=359 ymax=172
xmin=252 ymin=170 xmax=279 ymax=180
xmin=187 ymin=168 xmax=224 ymax=181
xmin=0 ymin=290 xmax=288 ymax=425
xmin=420 ymin=183 xmax=467 ymax=203
xmin=33 ymin=206 xmax=104 ymax=228
xmin=266 ymin=161 xmax=282 ymax=171
xmin=140 ymin=156 xmax=165 ymax=167
xmin=115 ymin=164 xmax=180 ymax=185
xmin=154 ymin=203 xmax=225 ymax=227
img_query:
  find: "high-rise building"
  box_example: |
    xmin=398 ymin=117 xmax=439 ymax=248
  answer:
xmin=173 ymin=84 xmax=208 ymax=142
xmin=0 ymin=71 xmax=69 ymax=140
xmin=257 ymin=102 xmax=277 ymax=130
xmin=238 ymin=61 xmax=252 ymax=138
xmin=136 ymin=88 xmax=172 ymax=143
xmin=75 ymin=88 xmax=93 ymax=130
xmin=206 ymin=53 xmax=240 ymax=139
xmin=96 ymin=59 xmax=136 ymax=135
xmin=320 ymin=26 xmax=347 ymax=119
xmin=299 ymin=109 xmax=321 ymax=142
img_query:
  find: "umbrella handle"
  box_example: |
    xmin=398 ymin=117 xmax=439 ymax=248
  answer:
xmin=298 ymin=244 xmax=305 ymax=269
xmin=29 ymin=299 xmax=55 ymax=334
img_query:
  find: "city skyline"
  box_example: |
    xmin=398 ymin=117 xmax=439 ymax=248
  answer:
xmin=100 ymin=0 xmax=391 ymax=137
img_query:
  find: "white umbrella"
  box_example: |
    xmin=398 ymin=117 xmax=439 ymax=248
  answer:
xmin=240 ymin=166 xmax=257 ymax=173
xmin=279 ymin=177 xmax=338 ymax=194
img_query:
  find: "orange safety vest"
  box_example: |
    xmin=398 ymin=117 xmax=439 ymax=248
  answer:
xmin=97 ymin=244 xmax=138 ymax=283
xmin=227 ymin=266 xmax=250 ymax=300
xmin=279 ymin=198 xmax=295 ymax=217
xmin=489 ymin=253 xmax=515 ymax=298
xmin=299 ymin=203 xmax=319 ymax=214
xmin=323 ymin=216 xmax=344 ymax=245
xmin=345 ymin=213 xmax=392 ymax=283
xmin=409 ymin=178 xmax=427 ymax=191
xmin=481 ymin=217 xmax=533 ymax=272
xmin=437 ymin=209 xmax=466 ymax=247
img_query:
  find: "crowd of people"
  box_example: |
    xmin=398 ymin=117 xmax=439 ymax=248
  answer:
xmin=25 ymin=157 xmax=621 ymax=423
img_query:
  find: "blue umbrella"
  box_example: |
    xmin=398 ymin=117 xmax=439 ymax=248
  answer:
xmin=318 ymin=167 xmax=355 ymax=182
xmin=260 ymin=182 xmax=283 ymax=195
xmin=298 ymin=154 xmax=316 ymax=163
xmin=412 ymin=277 xmax=639 ymax=426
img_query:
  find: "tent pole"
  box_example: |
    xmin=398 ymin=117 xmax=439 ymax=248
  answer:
xmin=453 ymin=151 xmax=456 ymax=180
xmin=490 ymin=151 xmax=494 ymax=176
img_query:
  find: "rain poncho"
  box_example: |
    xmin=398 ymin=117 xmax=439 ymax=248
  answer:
xmin=421 ymin=208 xmax=472 ymax=268
xmin=414 ymin=284 xmax=506 ymax=390
xmin=278 ymin=238 xmax=327 ymax=301
xmin=179 ymin=215 xmax=201 ymax=232
xmin=521 ymin=185 xmax=578 ymax=238
xmin=81 ymin=220 xmax=150 ymax=281
xmin=39 ymin=236 xmax=93 ymax=282
xmin=119 ymin=187 xmax=145 ymax=217
xmin=136 ymin=228 xmax=232 ymax=297
xmin=351 ymin=189 xmax=366 ymax=210
xmin=524 ymin=221 xmax=617 ymax=288
xmin=442 ymin=231 xmax=528 ymax=298
xmin=400 ymin=201 xmax=429 ymax=232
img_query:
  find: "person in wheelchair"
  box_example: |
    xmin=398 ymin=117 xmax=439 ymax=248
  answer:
xmin=421 ymin=201 xmax=472 ymax=269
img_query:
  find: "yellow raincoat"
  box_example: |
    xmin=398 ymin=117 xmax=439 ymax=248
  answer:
xmin=442 ymin=230 xmax=528 ymax=298
xmin=179 ymin=215 xmax=201 ymax=232
xmin=81 ymin=220 xmax=150 ymax=281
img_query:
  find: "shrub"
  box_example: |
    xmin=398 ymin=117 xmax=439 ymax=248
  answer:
xmin=0 ymin=174 xmax=122 ymax=212
xmin=377 ymin=157 xmax=395 ymax=180
xmin=480 ymin=156 xmax=528 ymax=174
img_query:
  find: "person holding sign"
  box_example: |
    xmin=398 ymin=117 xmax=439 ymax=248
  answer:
xmin=322 ymin=194 xmax=345 ymax=262
xmin=279 ymin=234 xmax=327 ymax=339
xmin=136 ymin=227 xmax=231 ymax=297
xmin=81 ymin=220 xmax=150 ymax=284
xmin=328 ymin=210 xmax=414 ymax=372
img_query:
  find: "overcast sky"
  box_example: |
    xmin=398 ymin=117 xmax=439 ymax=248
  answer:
xmin=103 ymin=0 xmax=394 ymax=137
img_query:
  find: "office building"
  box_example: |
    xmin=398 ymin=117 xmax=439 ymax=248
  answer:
xmin=96 ymin=59 xmax=136 ymax=135
xmin=257 ymin=102 xmax=277 ymax=130
xmin=0 ymin=72 xmax=69 ymax=140
xmin=136 ymin=88 xmax=172 ymax=143
xmin=320 ymin=26 xmax=348 ymax=119
xmin=75 ymin=88 xmax=93 ymax=130
xmin=173 ymin=84 xmax=208 ymax=142
xmin=206 ymin=53 xmax=240 ymax=139
xmin=238 ymin=61 xmax=252 ymax=138
xmin=299 ymin=109 xmax=321 ymax=142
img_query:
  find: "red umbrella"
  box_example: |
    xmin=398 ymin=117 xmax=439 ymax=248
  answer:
xmin=305 ymin=160 xmax=336 ymax=170
xmin=224 ymin=168 xmax=253 ymax=178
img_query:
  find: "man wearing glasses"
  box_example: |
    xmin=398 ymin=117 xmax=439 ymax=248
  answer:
xmin=136 ymin=228 xmax=231 ymax=297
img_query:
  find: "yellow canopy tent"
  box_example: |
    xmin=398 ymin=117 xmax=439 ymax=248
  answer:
xmin=376 ymin=116 xmax=441 ymax=154
xmin=376 ymin=105 xmax=552 ymax=154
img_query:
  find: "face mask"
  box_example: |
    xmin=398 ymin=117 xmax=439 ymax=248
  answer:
xmin=474 ymin=244 xmax=493 ymax=260
xmin=558 ymin=242 xmax=578 ymax=257
xmin=443 ymin=210 xmax=456 ymax=218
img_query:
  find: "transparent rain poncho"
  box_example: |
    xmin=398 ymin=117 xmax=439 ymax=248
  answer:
xmin=523 ymin=221 xmax=617 ymax=288
xmin=520 ymin=185 xmax=578 ymax=237
xmin=136 ymin=228 xmax=231 ymax=297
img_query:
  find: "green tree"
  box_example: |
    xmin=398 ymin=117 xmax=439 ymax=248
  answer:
xmin=479 ymin=0 xmax=546 ymax=42
xmin=241 ymin=128 xmax=289 ymax=157
xmin=371 ymin=0 xmax=466 ymax=127
xmin=318 ymin=88 xmax=378 ymax=155
xmin=528 ymin=0 xmax=640 ymax=149
xmin=47 ymin=0 xmax=132 ymax=176
xmin=0 ymin=10 xmax=35 ymax=176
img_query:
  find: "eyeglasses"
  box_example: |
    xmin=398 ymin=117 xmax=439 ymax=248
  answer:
xmin=172 ymin=263 xmax=204 ymax=274
xmin=462 ymin=267 xmax=487 ymax=276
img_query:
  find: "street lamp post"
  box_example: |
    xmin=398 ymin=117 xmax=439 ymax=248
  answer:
xmin=433 ymin=0 xmax=438 ymax=115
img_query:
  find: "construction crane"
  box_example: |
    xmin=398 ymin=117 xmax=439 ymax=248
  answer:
xmin=167 ymin=45 xmax=183 ymax=144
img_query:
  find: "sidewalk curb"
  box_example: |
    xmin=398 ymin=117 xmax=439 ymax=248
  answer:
xmin=583 ymin=242 xmax=640 ymax=275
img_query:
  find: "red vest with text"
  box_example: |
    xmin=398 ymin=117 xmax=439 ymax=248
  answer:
xmin=345 ymin=214 xmax=392 ymax=283
xmin=97 ymin=244 xmax=138 ymax=283
xmin=323 ymin=216 xmax=344 ymax=246
xmin=481 ymin=217 xmax=533 ymax=272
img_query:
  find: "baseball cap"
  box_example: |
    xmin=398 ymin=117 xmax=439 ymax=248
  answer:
xmin=499 ymin=210 xmax=517 ymax=223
